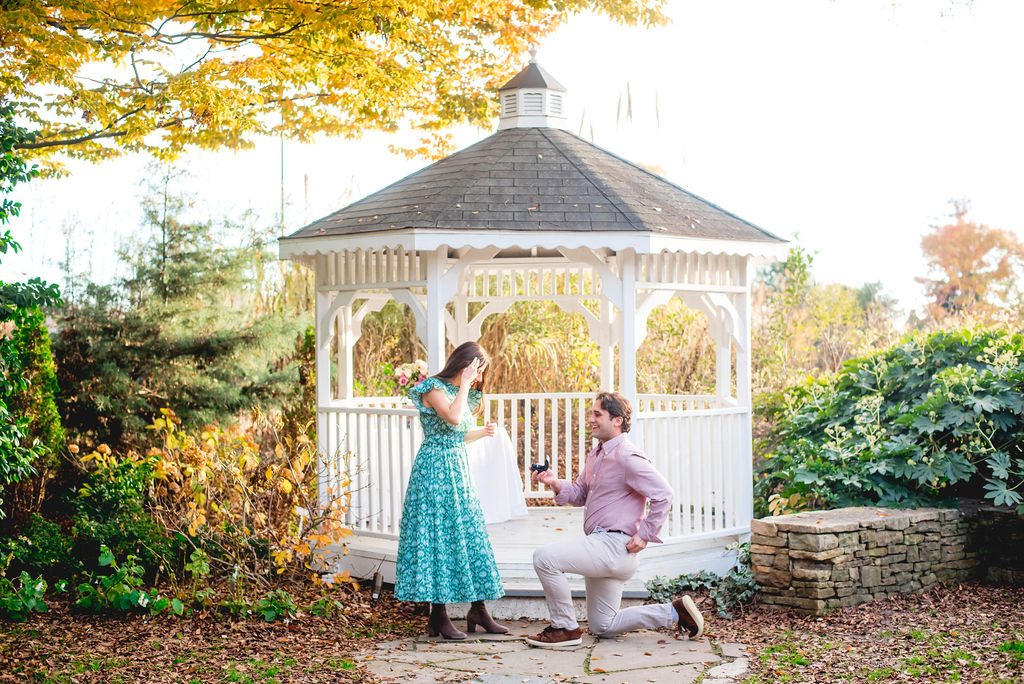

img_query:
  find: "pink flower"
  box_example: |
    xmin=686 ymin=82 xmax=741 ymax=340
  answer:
xmin=398 ymin=374 xmax=409 ymax=386
xmin=417 ymin=374 xmax=426 ymax=382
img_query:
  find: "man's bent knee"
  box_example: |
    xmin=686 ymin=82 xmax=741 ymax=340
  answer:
xmin=533 ymin=546 xmax=556 ymax=572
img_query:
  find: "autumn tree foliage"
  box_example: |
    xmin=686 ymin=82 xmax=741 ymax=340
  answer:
xmin=2 ymin=0 xmax=666 ymax=166
xmin=917 ymin=201 xmax=1024 ymax=321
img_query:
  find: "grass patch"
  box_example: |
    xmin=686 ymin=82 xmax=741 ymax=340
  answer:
xmin=29 ymin=655 xmax=133 ymax=684
xmin=999 ymin=640 xmax=1024 ymax=661
xmin=757 ymin=630 xmax=812 ymax=677
xmin=73 ymin=655 xmax=131 ymax=673
xmin=222 ymin=658 xmax=284 ymax=683
xmin=322 ymin=657 xmax=357 ymax=671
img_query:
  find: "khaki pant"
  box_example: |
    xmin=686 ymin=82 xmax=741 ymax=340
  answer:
xmin=532 ymin=528 xmax=677 ymax=636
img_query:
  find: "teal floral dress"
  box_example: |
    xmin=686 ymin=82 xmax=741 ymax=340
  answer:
xmin=394 ymin=378 xmax=504 ymax=604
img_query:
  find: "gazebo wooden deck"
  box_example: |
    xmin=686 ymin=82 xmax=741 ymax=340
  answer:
xmin=279 ymin=56 xmax=787 ymax=599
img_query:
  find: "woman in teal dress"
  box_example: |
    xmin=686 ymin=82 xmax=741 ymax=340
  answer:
xmin=395 ymin=341 xmax=508 ymax=640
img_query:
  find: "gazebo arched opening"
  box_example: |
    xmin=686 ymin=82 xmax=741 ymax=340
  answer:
xmin=279 ymin=58 xmax=787 ymax=596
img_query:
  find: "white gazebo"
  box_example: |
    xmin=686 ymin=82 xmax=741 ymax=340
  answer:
xmin=279 ymin=57 xmax=787 ymax=598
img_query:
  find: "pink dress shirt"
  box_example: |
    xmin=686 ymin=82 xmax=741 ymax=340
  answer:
xmin=553 ymin=433 xmax=673 ymax=543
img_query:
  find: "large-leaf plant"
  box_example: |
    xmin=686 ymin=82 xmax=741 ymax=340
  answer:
xmin=755 ymin=329 xmax=1024 ymax=516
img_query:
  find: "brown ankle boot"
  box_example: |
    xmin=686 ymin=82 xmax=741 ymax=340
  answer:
xmin=466 ymin=600 xmax=508 ymax=634
xmin=427 ymin=603 xmax=466 ymax=640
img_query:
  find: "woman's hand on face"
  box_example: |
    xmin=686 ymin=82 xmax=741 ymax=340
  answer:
xmin=460 ymin=357 xmax=480 ymax=385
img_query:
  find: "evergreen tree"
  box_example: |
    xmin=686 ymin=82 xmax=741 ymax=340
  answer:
xmin=54 ymin=172 xmax=310 ymax=447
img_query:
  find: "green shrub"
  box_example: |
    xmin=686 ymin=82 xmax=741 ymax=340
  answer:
xmin=755 ymin=329 xmax=1024 ymax=516
xmin=0 ymin=514 xmax=76 ymax=579
xmin=74 ymin=545 xmax=183 ymax=616
xmin=255 ymin=589 xmax=297 ymax=622
xmin=0 ymin=571 xmax=47 ymax=621
xmin=72 ymin=446 xmax=182 ymax=576
xmin=6 ymin=307 xmax=63 ymax=462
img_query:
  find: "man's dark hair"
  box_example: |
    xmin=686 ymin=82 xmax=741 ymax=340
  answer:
xmin=595 ymin=391 xmax=632 ymax=433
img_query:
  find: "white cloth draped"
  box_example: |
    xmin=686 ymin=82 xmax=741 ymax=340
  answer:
xmin=466 ymin=426 xmax=529 ymax=524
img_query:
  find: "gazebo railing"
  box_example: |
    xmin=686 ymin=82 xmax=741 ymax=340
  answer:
xmin=632 ymin=407 xmax=751 ymax=539
xmin=320 ymin=405 xmax=422 ymax=538
xmin=483 ymin=392 xmax=590 ymax=499
xmin=320 ymin=393 xmax=749 ymax=541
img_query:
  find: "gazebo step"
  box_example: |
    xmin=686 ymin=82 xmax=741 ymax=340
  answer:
xmin=325 ymin=508 xmax=748 ymax=606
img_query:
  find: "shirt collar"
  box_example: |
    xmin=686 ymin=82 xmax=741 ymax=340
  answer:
xmin=598 ymin=432 xmax=628 ymax=456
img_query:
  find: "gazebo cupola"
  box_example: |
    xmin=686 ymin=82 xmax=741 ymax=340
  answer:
xmin=497 ymin=49 xmax=568 ymax=130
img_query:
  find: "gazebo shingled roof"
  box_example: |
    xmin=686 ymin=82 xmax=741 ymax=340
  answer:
xmin=284 ymin=127 xmax=782 ymax=243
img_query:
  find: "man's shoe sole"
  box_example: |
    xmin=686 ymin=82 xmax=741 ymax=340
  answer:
xmin=524 ymin=636 xmax=583 ymax=648
xmin=682 ymin=595 xmax=705 ymax=639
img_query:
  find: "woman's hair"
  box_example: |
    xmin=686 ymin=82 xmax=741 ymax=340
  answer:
xmin=595 ymin=391 xmax=632 ymax=433
xmin=434 ymin=341 xmax=490 ymax=413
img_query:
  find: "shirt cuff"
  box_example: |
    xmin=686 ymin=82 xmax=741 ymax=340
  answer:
xmin=553 ymin=482 xmax=573 ymax=505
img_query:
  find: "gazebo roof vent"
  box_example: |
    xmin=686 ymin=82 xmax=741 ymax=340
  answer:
xmin=497 ymin=49 xmax=568 ymax=130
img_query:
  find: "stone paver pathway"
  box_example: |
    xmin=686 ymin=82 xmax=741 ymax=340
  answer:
xmin=354 ymin=620 xmax=751 ymax=683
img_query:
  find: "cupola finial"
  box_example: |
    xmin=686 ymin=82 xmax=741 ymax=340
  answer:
xmin=529 ymin=46 xmax=538 ymax=63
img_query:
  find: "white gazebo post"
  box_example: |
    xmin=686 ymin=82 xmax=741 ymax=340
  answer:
xmin=314 ymin=290 xmax=334 ymax=507
xmin=617 ymin=248 xmax=638 ymax=407
xmin=736 ymin=261 xmax=755 ymax=523
xmin=280 ymin=56 xmax=787 ymax=597
xmin=336 ymin=303 xmax=355 ymax=401
xmin=424 ymin=247 xmax=448 ymax=374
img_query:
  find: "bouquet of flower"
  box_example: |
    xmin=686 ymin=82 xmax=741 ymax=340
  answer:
xmin=394 ymin=359 xmax=428 ymax=388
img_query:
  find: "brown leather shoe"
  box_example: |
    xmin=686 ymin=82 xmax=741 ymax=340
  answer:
xmin=672 ymin=595 xmax=705 ymax=639
xmin=524 ymin=625 xmax=583 ymax=648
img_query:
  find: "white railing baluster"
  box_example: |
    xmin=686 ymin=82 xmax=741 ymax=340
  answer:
xmin=525 ymin=398 xmax=534 ymax=495
xmin=511 ymin=398 xmax=521 ymax=488
xmin=358 ymin=411 xmax=368 ymax=531
xmin=550 ymin=396 xmax=558 ymax=483
xmin=692 ymin=413 xmax=703 ymax=533
xmin=389 ymin=414 xmax=398 ymax=532
xmin=723 ymin=413 xmax=733 ymax=530
xmin=577 ymin=396 xmax=586 ymax=478
xmin=715 ymin=414 xmax=725 ymax=531
xmin=538 ymin=397 xmax=546 ymax=479
xmin=658 ymin=416 xmax=673 ymax=536
xmin=730 ymin=412 xmax=740 ymax=529
xmin=374 ymin=413 xmax=384 ymax=532
xmin=703 ymin=413 xmax=713 ymax=531
xmin=674 ymin=415 xmax=686 ymax=536
xmin=563 ymin=397 xmax=571 ymax=482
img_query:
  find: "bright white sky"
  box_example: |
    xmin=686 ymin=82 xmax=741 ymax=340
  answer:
xmin=4 ymin=0 xmax=1023 ymax=317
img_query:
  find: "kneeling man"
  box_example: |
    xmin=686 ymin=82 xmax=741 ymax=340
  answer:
xmin=527 ymin=391 xmax=704 ymax=647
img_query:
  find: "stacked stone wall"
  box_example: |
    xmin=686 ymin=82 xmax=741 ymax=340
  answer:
xmin=750 ymin=507 xmax=979 ymax=614
xmin=966 ymin=503 xmax=1024 ymax=586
